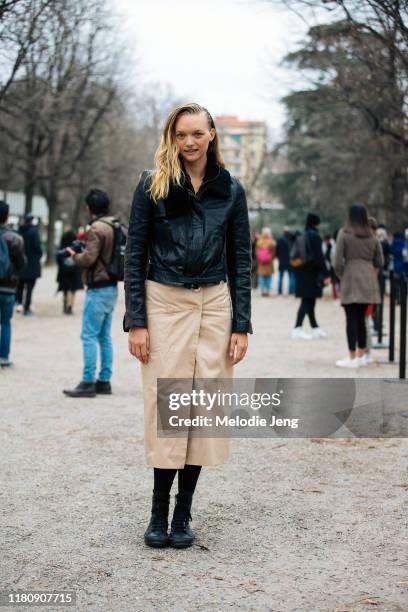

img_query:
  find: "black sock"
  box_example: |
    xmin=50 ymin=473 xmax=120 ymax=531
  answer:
xmin=153 ymin=467 xmax=177 ymax=495
xmin=177 ymin=464 xmax=202 ymax=495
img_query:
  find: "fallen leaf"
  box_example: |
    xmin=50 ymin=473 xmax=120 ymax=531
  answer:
xmin=360 ymin=597 xmax=381 ymax=605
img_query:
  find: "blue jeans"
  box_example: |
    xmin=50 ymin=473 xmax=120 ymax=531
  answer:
xmin=278 ymin=270 xmax=295 ymax=295
xmin=258 ymin=274 xmax=273 ymax=293
xmin=0 ymin=293 xmax=15 ymax=359
xmin=81 ymin=286 xmax=118 ymax=382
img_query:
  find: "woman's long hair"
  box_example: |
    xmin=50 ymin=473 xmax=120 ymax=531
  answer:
xmin=344 ymin=203 xmax=372 ymax=237
xmin=148 ymin=103 xmax=225 ymax=202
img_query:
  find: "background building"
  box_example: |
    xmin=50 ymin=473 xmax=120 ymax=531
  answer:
xmin=215 ymin=115 xmax=267 ymax=207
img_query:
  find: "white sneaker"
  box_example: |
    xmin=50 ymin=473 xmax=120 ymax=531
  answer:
xmin=291 ymin=327 xmax=312 ymax=340
xmin=335 ymin=357 xmax=360 ymax=368
xmin=311 ymin=327 xmax=327 ymax=339
xmin=358 ymin=354 xmax=374 ymax=366
xmin=15 ymin=304 xmax=23 ymax=313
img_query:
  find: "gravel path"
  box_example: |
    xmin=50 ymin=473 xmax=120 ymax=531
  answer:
xmin=1 ymin=267 xmax=407 ymax=611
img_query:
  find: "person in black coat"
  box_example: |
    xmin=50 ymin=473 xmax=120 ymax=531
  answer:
xmin=291 ymin=213 xmax=329 ymax=340
xmin=276 ymin=226 xmax=295 ymax=295
xmin=16 ymin=213 xmax=43 ymax=316
xmin=56 ymin=230 xmax=84 ymax=314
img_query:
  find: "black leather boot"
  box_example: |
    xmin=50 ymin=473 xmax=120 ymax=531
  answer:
xmin=169 ymin=490 xmax=195 ymax=548
xmin=62 ymin=381 xmax=96 ymax=397
xmin=144 ymin=490 xmax=170 ymax=548
xmin=95 ymin=380 xmax=112 ymax=395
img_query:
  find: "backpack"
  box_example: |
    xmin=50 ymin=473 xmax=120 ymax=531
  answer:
xmin=256 ymin=246 xmax=272 ymax=265
xmin=98 ymin=219 xmax=128 ymax=281
xmin=289 ymin=232 xmax=312 ymax=268
xmin=0 ymin=229 xmax=11 ymax=280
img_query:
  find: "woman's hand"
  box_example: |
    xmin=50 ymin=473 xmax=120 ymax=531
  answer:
xmin=229 ymin=332 xmax=248 ymax=365
xmin=128 ymin=327 xmax=150 ymax=364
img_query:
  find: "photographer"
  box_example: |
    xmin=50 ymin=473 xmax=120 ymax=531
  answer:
xmin=63 ymin=189 xmax=118 ymax=398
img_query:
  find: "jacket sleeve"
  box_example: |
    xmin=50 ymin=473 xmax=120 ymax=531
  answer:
xmin=73 ymin=227 xmax=103 ymax=268
xmin=226 ymin=179 xmax=253 ymax=334
xmin=10 ymin=234 xmax=26 ymax=273
xmin=373 ymin=238 xmax=385 ymax=269
xmin=334 ymin=230 xmax=345 ymax=278
xmin=315 ymin=234 xmax=329 ymax=275
xmin=123 ymin=171 xmax=153 ymax=331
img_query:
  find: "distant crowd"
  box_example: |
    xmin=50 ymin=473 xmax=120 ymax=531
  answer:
xmin=252 ymin=206 xmax=408 ymax=368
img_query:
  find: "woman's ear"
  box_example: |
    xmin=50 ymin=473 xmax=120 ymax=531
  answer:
xmin=209 ymin=128 xmax=216 ymax=141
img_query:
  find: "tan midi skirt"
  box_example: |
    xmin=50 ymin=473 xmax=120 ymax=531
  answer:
xmin=141 ymin=279 xmax=233 ymax=468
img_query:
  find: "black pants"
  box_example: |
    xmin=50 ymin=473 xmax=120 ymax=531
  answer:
xmin=16 ymin=279 xmax=36 ymax=312
xmin=343 ymin=303 xmax=367 ymax=351
xmin=153 ymin=465 xmax=202 ymax=496
xmin=295 ymin=297 xmax=318 ymax=328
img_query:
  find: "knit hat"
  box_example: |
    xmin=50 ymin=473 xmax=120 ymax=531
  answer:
xmin=306 ymin=213 xmax=320 ymax=229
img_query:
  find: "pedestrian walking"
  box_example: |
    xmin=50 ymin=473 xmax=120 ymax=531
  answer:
xmin=276 ymin=226 xmax=295 ymax=295
xmin=16 ymin=213 xmax=42 ymax=316
xmin=124 ymin=103 xmax=252 ymax=549
xmin=0 ymin=201 xmax=26 ymax=367
xmin=334 ymin=203 xmax=384 ymax=368
xmin=291 ymin=213 xmax=328 ymax=340
xmin=63 ymin=189 xmax=119 ymax=397
xmin=255 ymin=227 xmax=276 ymax=296
xmin=56 ymin=230 xmax=83 ymax=315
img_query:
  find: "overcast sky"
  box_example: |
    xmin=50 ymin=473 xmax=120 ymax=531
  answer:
xmin=112 ymin=0 xmax=309 ymax=142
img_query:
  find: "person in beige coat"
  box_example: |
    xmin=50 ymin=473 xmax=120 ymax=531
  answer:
xmin=334 ymin=203 xmax=384 ymax=368
xmin=124 ymin=103 xmax=252 ymax=549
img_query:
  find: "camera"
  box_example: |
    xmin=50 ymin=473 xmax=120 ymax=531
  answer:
xmin=57 ymin=239 xmax=84 ymax=258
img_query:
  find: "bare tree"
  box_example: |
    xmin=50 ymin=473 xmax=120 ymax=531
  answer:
xmin=0 ymin=0 xmax=56 ymax=102
xmin=0 ymin=0 xmax=121 ymax=261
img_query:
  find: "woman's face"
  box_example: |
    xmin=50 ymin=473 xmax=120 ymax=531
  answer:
xmin=174 ymin=111 xmax=215 ymax=164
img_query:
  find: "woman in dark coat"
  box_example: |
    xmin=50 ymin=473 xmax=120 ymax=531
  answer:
xmin=56 ymin=230 xmax=83 ymax=314
xmin=291 ymin=213 xmax=329 ymax=340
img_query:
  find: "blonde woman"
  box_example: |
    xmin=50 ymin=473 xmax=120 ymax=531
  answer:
xmin=124 ymin=103 xmax=252 ymax=549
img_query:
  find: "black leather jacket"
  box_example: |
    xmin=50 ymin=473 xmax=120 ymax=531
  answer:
xmin=123 ymin=154 xmax=253 ymax=334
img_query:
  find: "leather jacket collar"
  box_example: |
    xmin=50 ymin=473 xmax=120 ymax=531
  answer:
xmin=164 ymin=152 xmax=232 ymax=218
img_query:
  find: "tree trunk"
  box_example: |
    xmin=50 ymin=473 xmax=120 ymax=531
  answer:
xmin=71 ymin=187 xmax=85 ymax=230
xmin=46 ymin=190 xmax=58 ymax=265
xmin=389 ymin=161 xmax=408 ymax=231
xmin=24 ymin=181 xmax=34 ymax=216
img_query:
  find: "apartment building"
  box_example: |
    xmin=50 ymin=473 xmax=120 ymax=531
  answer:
xmin=215 ymin=115 xmax=267 ymax=205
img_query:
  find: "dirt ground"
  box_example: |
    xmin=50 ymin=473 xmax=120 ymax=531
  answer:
xmin=1 ymin=266 xmax=407 ymax=611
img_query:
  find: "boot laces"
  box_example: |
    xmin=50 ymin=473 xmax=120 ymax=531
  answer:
xmin=172 ymin=510 xmax=192 ymax=531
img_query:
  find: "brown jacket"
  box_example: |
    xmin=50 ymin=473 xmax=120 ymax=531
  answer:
xmin=73 ymin=215 xmax=116 ymax=287
xmin=255 ymin=236 xmax=276 ymax=276
xmin=334 ymin=228 xmax=384 ymax=304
